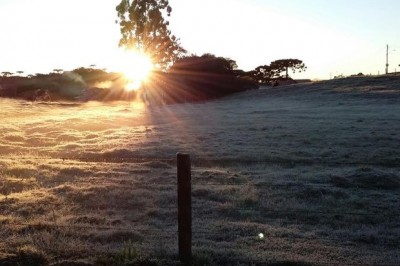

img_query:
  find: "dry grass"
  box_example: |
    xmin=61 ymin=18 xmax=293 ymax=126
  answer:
xmin=0 ymin=75 xmax=399 ymax=265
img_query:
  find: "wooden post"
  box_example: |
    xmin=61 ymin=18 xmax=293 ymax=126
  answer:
xmin=177 ymin=153 xmax=192 ymax=265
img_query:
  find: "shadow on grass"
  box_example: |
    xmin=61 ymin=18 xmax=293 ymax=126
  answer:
xmin=0 ymin=247 xmax=48 ymax=266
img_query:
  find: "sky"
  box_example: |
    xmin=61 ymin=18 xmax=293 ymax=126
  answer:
xmin=0 ymin=0 xmax=399 ymax=80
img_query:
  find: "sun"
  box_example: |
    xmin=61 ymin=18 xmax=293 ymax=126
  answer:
xmin=119 ymin=50 xmax=154 ymax=91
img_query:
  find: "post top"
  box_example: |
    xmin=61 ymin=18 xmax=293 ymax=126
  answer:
xmin=176 ymin=152 xmax=190 ymax=157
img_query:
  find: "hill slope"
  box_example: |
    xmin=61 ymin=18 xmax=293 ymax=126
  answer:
xmin=0 ymin=75 xmax=399 ymax=265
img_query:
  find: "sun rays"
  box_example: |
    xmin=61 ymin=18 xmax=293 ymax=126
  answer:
xmin=119 ymin=50 xmax=154 ymax=91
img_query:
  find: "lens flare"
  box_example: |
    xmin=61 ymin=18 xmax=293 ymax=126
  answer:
xmin=119 ymin=50 xmax=153 ymax=91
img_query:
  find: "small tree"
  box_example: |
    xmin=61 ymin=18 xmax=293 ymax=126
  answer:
xmin=270 ymin=59 xmax=307 ymax=79
xmin=16 ymin=71 xmax=24 ymax=76
xmin=116 ymin=0 xmax=185 ymax=70
xmin=1 ymin=72 xmax=13 ymax=77
xmin=53 ymin=69 xmax=64 ymax=74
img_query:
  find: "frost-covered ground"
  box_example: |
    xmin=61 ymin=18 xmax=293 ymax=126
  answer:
xmin=0 ymin=76 xmax=399 ymax=265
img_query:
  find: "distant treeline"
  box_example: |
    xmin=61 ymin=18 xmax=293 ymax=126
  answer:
xmin=0 ymin=55 xmax=306 ymax=103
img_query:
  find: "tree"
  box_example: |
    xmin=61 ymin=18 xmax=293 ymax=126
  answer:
xmin=53 ymin=69 xmax=64 ymax=74
xmin=251 ymin=59 xmax=307 ymax=84
xmin=116 ymin=0 xmax=185 ymax=70
xmin=251 ymin=65 xmax=280 ymax=84
xmin=72 ymin=67 xmax=118 ymax=85
xmin=1 ymin=72 xmax=13 ymax=77
xmin=170 ymin=54 xmax=237 ymax=75
xmin=163 ymin=54 xmax=257 ymax=102
xmin=270 ymin=59 xmax=307 ymax=79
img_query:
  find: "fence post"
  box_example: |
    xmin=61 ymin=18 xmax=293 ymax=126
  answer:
xmin=177 ymin=153 xmax=192 ymax=265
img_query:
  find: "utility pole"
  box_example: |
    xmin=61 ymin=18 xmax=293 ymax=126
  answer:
xmin=385 ymin=44 xmax=389 ymax=75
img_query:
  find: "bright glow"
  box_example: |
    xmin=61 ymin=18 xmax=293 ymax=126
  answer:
xmin=126 ymin=80 xmax=142 ymax=92
xmin=258 ymin=233 xmax=264 ymax=239
xmin=119 ymin=50 xmax=154 ymax=91
xmin=94 ymin=81 xmax=113 ymax=89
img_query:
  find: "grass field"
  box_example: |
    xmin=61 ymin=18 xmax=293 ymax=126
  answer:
xmin=0 ymin=75 xmax=399 ymax=265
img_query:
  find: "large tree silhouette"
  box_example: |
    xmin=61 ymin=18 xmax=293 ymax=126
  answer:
xmin=116 ymin=0 xmax=185 ymax=70
xmin=252 ymin=59 xmax=307 ymax=84
xmin=162 ymin=54 xmax=257 ymax=102
xmin=170 ymin=54 xmax=238 ymax=75
xmin=270 ymin=59 xmax=307 ymax=79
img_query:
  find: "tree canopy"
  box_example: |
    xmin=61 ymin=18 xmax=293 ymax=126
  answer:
xmin=251 ymin=65 xmax=279 ymax=83
xmin=157 ymin=54 xmax=257 ymax=103
xmin=71 ymin=67 xmax=119 ymax=85
xmin=270 ymin=59 xmax=307 ymax=79
xmin=169 ymin=54 xmax=237 ymax=75
xmin=1 ymin=72 xmax=13 ymax=77
xmin=116 ymin=0 xmax=185 ymax=70
xmin=252 ymin=59 xmax=307 ymax=84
